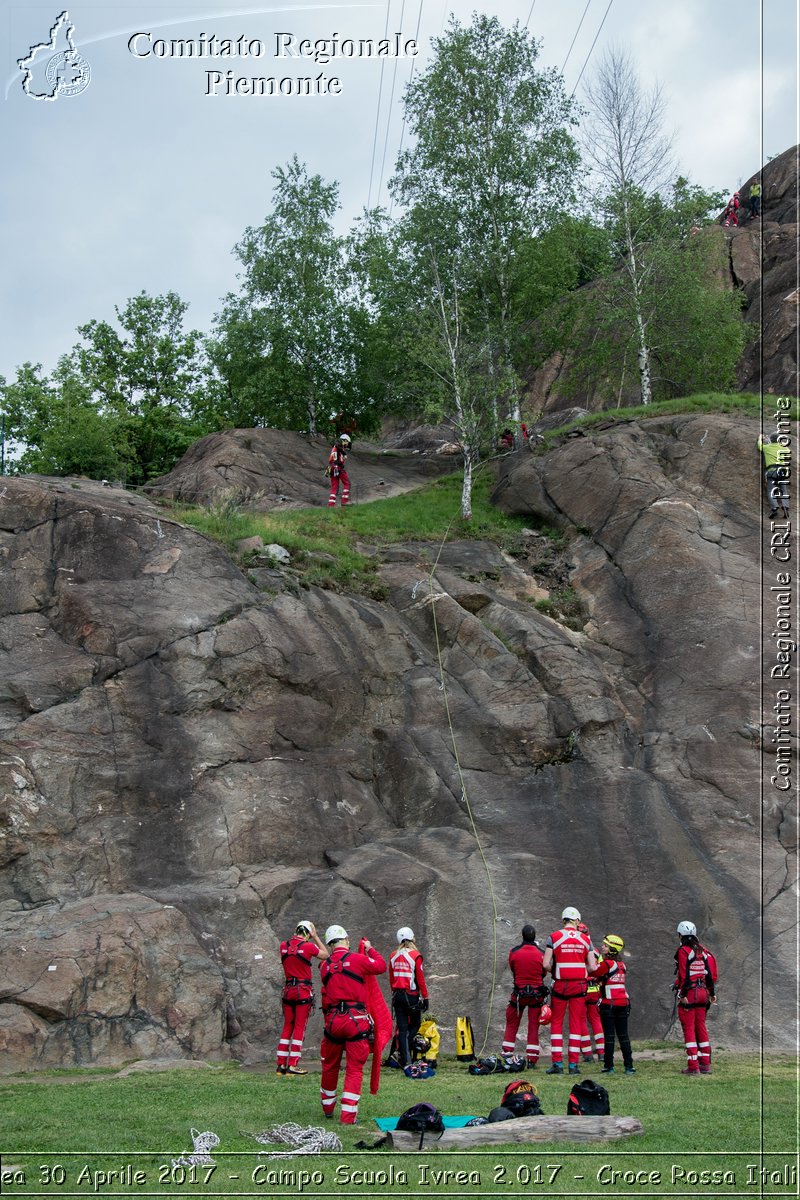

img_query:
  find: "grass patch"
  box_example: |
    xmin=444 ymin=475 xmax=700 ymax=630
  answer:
xmin=3 ymin=1051 xmax=796 ymax=1190
xmin=534 ymin=391 xmax=798 ymax=452
xmin=168 ymin=472 xmax=530 ymax=599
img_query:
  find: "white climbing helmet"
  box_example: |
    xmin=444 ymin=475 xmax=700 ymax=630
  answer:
xmin=325 ymin=924 xmax=348 ymax=944
xmin=677 ymin=920 xmax=697 ymax=937
xmin=561 ymin=906 xmax=581 ymax=922
xmin=397 ymin=926 xmax=414 ymax=943
xmin=339 ymin=433 xmax=351 ymax=444
xmin=295 ymin=920 xmax=313 ymax=937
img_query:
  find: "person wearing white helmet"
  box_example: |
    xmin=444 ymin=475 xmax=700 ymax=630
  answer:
xmin=276 ymin=920 xmax=329 ymax=1075
xmin=389 ymin=926 xmax=429 ymax=1071
xmin=319 ymin=925 xmax=387 ymax=1123
xmin=673 ymin=921 xmax=718 ymax=1075
xmin=326 ymin=433 xmax=351 ymax=507
xmin=541 ymin=906 xmax=597 ymax=1075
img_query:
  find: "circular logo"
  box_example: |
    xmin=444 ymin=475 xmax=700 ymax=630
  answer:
xmin=45 ymin=50 xmax=91 ymax=97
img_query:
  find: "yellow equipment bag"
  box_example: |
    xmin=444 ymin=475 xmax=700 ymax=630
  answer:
xmin=455 ymin=1014 xmax=475 ymax=1061
xmin=418 ymin=1016 xmax=440 ymax=1063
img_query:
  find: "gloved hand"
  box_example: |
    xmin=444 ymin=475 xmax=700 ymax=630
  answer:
xmin=421 ymin=997 xmax=429 ymax=1012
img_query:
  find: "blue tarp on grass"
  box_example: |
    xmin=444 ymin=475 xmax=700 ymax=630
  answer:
xmin=374 ymin=1115 xmax=477 ymax=1130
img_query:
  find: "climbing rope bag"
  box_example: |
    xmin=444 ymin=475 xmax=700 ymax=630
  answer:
xmin=396 ymin=1102 xmax=445 ymax=1149
xmin=567 ymin=1079 xmax=610 ymax=1116
xmin=455 ymin=1015 xmax=475 ymax=1061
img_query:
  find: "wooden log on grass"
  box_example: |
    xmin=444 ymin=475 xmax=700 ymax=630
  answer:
xmin=387 ymin=1114 xmax=644 ymax=1150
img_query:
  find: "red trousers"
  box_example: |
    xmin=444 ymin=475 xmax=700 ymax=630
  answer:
xmin=581 ymin=999 xmax=605 ymax=1057
xmin=320 ymin=1010 xmax=372 ymax=1123
xmin=678 ymin=1003 xmax=710 ymax=1072
xmin=550 ymin=989 xmax=588 ymax=1064
xmin=276 ymin=999 xmax=312 ymax=1069
xmin=502 ymin=1000 xmax=542 ymax=1063
xmin=328 ymin=470 xmax=350 ymax=506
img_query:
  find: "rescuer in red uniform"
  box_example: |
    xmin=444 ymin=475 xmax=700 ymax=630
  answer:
xmin=577 ymin=922 xmax=605 ymax=1063
xmin=319 ymin=925 xmax=387 ymax=1123
xmin=389 ymin=926 xmax=429 ymax=1070
xmin=593 ymin=933 xmax=635 ymax=1074
xmin=501 ymin=924 xmax=548 ymax=1066
xmin=674 ymin=920 xmax=717 ymax=1075
xmin=326 ymin=433 xmax=351 ymax=507
xmin=542 ymin=906 xmax=597 ymax=1074
xmin=276 ymin=919 xmax=329 ymax=1074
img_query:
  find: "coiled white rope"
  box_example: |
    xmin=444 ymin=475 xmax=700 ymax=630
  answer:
xmin=247 ymin=1123 xmax=343 ymax=1159
xmin=171 ymin=1129 xmax=220 ymax=1168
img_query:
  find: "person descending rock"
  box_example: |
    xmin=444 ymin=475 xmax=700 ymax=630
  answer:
xmin=501 ymin=924 xmax=548 ymax=1067
xmin=319 ymin=925 xmax=386 ymax=1123
xmin=723 ymin=191 xmax=740 ymax=227
xmin=758 ymin=433 xmax=791 ymax=520
xmin=577 ymin=922 xmax=605 ymax=1063
xmin=389 ymin=926 xmax=429 ymax=1071
xmin=593 ymin=934 xmax=635 ymax=1075
xmin=276 ymin=919 xmax=329 ymax=1074
xmin=542 ymin=906 xmax=597 ymax=1075
xmin=326 ymin=433 xmax=351 ymax=507
xmin=673 ymin=920 xmax=718 ymax=1076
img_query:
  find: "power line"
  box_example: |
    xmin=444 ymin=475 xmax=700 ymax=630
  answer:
xmin=389 ymin=0 xmax=425 ymax=218
xmin=560 ymin=0 xmax=591 ymax=73
xmin=524 ymin=0 xmax=537 ymax=28
xmin=367 ymin=0 xmax=393 ymax=209
xmin=571 ymin=0 xmax=613 ymax=94
xmin=376 ymin=0 xmax=408 ymax=210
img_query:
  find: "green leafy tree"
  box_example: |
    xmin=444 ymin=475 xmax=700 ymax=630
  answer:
xmin=384 ymin=13 xmax=579 ymax=514
xmin=1 ymin=359 xmax=128 ymax=479
xmin=218 ymin=156 xmax=362 ymax=436
xmin=575 ymin=48 xmax=746 ymax=406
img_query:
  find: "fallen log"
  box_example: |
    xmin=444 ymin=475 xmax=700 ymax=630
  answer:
xmin=387 ymin=1114 xmax=644 ymax=1150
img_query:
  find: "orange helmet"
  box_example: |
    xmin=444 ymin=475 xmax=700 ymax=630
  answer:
xmin=538 ymin=1004 xmax=552 ymax=1026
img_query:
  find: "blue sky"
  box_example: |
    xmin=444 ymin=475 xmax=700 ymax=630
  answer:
xmin=2 ymin=0 xmax=797 ymax=382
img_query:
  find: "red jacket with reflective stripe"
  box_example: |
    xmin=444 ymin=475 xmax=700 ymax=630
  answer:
xmin=389 ymin=947 xmax=428 ymax=997
xmin=549 ymin=927 xmax=592 ymax=981
xmin=593 ymin=956 xmax=629 ymax=1006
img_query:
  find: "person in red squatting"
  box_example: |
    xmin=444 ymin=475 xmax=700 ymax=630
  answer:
xmin=541 ymin=906 xmax=597 ymax=1075
xmin=319 ymin=925 xmax=387 ymax=1124
xmin=501 ymin=924 xmax=548 ymax=1067
xmin=276 ymin=919 xmax=329 ymax=1075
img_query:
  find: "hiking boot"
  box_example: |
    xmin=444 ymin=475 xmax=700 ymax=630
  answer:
xmin=600 ymin=1067 xmax=615 ymax=1074
xmin=681 ymin=1068 xmax=700 ymax=1076
xmin=285 ymin=1065 xmax=308 ymax=1075
xmin=699 ymin=1066 xmax=712 ymax=1074
xmin=526 ymin=1061 xmax=538 ymax=1069
xmin=545 ymin=1064 xmax=564 ymax=1074
xmin=582 ymin=1055 xmax=594 ymax=1063
xmin=624 ymin=1067 xmax=636 ymax=1074
xmin=275 ymin=1066 xmax=287 ymax=1075
xmin=568 ymin=1064 xmax=580 ymax=1075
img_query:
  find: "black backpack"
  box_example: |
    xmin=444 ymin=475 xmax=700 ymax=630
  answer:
xmin=567 ymin=1079 xmax=610 ymax=1116
xmin=396 ymin=1102 xmax=445 ymax=1149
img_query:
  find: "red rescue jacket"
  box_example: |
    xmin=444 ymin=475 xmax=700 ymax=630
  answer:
xmin=593 ymin=956 xmax=629 ymax=1007
xmin=549 ymin=927 xmax=592 ymax=983
xmin=389 ymin=947 xmax=428 ymax=997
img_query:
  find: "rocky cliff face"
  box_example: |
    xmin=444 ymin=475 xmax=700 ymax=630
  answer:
xmin=525 ymin=145 xmax=798 ymax=415
xmin=0 ymin=417 xmax=790 ymax=1070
